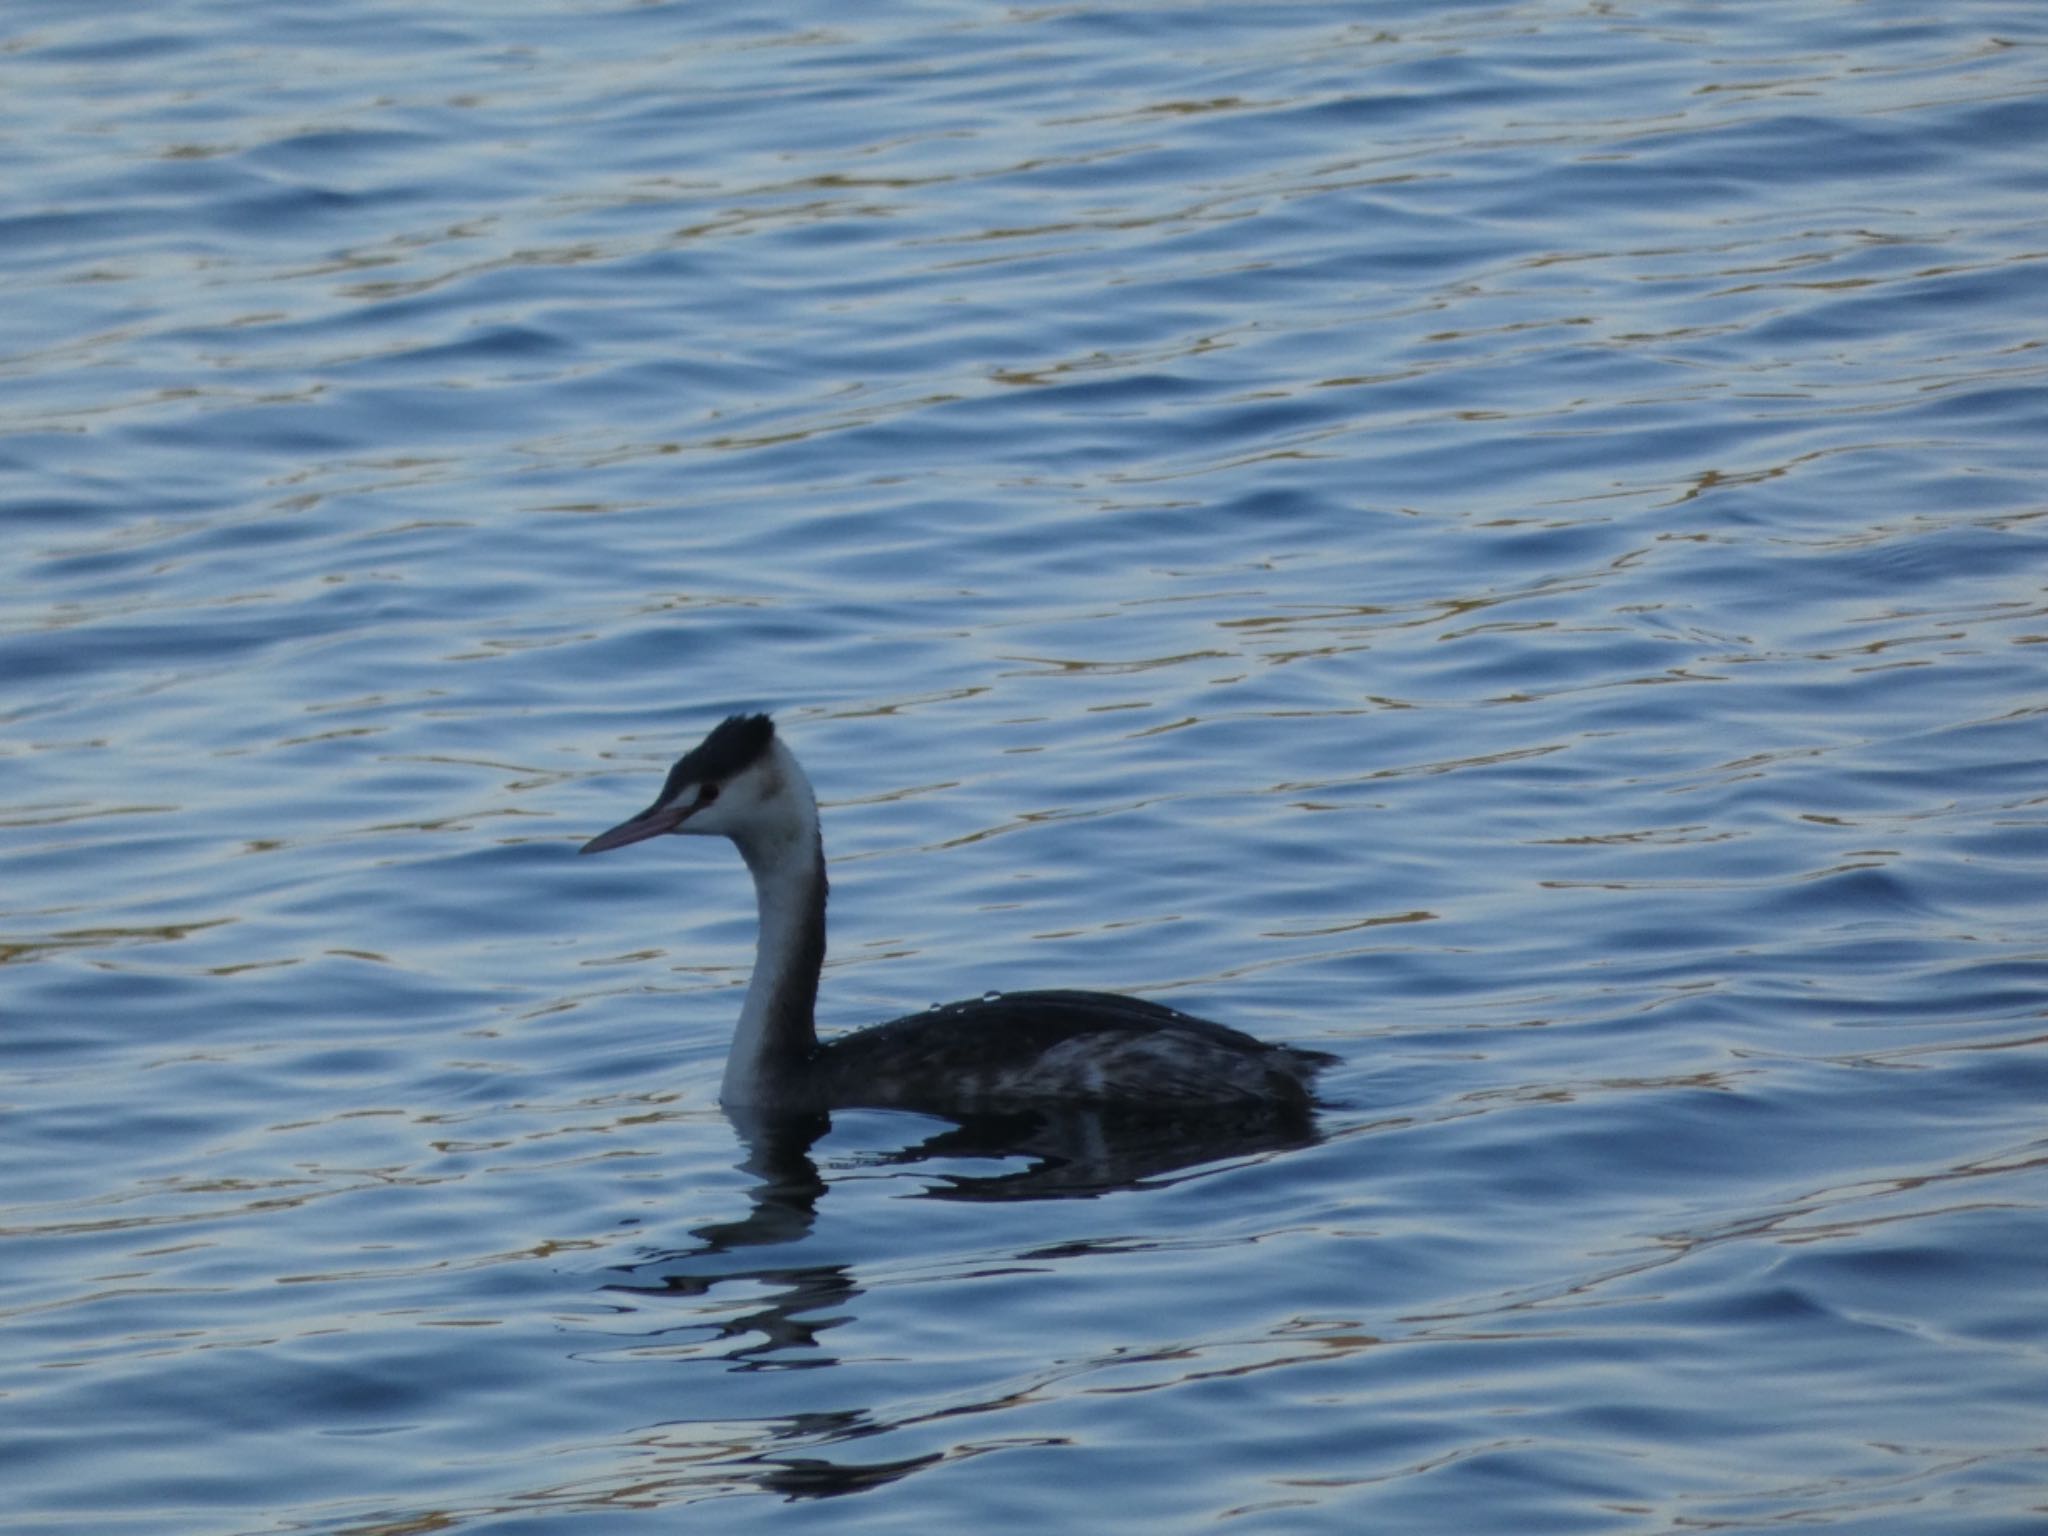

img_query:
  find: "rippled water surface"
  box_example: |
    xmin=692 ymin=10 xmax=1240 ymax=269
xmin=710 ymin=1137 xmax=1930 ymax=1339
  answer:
xmin=5 ymin=2 xmax=2048 ymax=1531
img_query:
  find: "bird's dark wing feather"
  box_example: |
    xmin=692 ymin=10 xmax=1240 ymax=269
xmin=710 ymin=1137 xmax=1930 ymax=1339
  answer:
xmin=811 ymin=989 xmax=1333 ymax=1116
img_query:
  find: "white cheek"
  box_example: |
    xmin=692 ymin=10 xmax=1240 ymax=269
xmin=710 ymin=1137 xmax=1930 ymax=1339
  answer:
xmin=682 ymin=795 xmax=749 ymax=838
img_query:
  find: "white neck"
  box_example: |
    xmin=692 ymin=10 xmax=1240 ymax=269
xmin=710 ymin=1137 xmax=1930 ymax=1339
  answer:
xmin=719 ymin=745 xmax=826 ymax=1107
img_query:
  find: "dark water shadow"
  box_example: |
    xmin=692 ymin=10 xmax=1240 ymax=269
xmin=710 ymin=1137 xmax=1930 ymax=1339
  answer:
xmin=601 ymin=1103 xmax=1324 ymax=1495
xmin=867 ymin=1102 xmax=1324 ymax=1201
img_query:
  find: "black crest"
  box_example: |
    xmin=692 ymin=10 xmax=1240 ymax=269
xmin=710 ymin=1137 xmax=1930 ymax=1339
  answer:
xmin=657 ymin=714 xmax=776 ymax=804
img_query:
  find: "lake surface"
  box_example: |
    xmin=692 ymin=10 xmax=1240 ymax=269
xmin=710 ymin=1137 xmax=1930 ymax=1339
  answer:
xmin=4 ymin=2 xmax=2047 ymax=1531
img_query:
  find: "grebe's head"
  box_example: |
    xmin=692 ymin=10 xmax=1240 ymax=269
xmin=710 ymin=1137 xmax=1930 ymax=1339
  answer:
xmin=580 ymin=713 xmax=812 ymax=856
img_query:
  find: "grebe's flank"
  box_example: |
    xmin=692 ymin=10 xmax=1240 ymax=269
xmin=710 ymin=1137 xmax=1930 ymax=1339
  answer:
xmin=580 ymin=715 xmax=1334 ymax=1117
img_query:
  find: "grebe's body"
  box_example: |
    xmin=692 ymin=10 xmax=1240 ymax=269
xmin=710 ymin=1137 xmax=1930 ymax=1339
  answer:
xmin=581 ymin=715 xmax=1332 ymax=1118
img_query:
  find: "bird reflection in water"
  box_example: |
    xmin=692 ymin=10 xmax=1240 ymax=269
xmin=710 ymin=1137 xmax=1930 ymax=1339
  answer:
xmin=599 ymin=1103 xmax=1322 ymax=1498
xmin=606 ymin=1103 xmax=1322 ymax=1310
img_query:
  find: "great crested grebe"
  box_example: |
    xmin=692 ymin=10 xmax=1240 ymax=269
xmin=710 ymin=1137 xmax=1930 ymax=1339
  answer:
xmin=580 ymin=715 xmax=1334 ymax=1118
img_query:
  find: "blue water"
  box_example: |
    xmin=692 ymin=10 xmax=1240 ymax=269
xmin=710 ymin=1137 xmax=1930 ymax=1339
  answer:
xmin=5 ymin=2 xmax=2047 ymax=1530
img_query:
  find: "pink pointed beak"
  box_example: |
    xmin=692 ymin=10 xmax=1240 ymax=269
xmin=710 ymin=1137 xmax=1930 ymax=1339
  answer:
xmin=580 ymin=802 xmax=689 ymax=855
